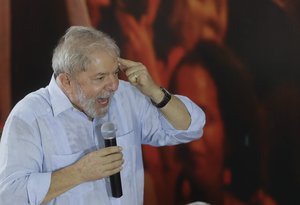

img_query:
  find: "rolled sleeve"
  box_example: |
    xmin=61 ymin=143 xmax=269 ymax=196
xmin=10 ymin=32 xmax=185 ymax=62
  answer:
xmin=143 ymin=94 xmax=205 ymax=146
xmin=0 ymin=113 xmax=49 ymax=205
xmin=28 ymin=172 xmax=51 ymax=205
xmin=160 ymin=95 xmax=205 ymax=142
xmin=177 ymin=95 xmax=205 ymax=134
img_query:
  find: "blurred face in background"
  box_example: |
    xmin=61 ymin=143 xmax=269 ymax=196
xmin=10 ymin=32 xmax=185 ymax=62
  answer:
xmin=170 ymin=0 xmax=228 ymax=50
xmin=86 ymin=0 xmax=111 ymax=27
xmin=175 ymin=64 xmax=225 ymax=188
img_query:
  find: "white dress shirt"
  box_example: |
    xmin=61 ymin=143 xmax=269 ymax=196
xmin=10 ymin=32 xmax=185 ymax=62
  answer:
xmin=0 ymin=76 xmax=205 ymax=205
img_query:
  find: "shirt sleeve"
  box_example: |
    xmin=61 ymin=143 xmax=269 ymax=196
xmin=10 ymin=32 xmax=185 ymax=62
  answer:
xmin=28 ymin=172 xmax=51 ymax=204
xmin=141 ymin=95 xmax=205 ymax=146
xmin=0 ymin=114 xmax=51 ymax=205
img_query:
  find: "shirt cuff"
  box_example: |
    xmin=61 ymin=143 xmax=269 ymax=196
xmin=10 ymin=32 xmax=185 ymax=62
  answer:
xmin=160 ymin=95 xmax=205 ymax=132
xmin=157 ymin=95 xmax=205 ymax=145
xmin=27 ymin=172 xmax=51 ymax=205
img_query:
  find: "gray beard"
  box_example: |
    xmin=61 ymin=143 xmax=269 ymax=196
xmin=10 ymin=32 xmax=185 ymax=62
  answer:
xmin=75 ymin=83 xmax=113 ymax=119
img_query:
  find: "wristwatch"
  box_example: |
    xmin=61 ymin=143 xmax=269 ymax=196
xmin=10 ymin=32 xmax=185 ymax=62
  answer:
xmin=151 ymin=87 xmax=172 ymax=108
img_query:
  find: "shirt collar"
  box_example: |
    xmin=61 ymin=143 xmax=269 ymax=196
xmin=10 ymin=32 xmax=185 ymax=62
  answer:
xmin=48 ymin=75 xmax=74 ymax=116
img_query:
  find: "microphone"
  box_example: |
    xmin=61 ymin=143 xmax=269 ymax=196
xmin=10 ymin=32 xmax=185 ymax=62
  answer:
xmin=101 ymin=122 xmax=123 ymax=198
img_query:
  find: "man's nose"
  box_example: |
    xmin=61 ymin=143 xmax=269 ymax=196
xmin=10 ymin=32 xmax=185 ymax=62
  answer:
xmin=106 ymin=75 xmax=119 ymax=92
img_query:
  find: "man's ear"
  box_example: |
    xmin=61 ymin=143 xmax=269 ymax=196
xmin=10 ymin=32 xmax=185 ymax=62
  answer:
xmin=56 ymin=73 xmax=72 ymax=95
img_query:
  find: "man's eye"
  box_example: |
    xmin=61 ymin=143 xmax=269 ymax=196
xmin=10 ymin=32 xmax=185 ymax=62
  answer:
xmin=96 ymin=76 xmax=105 ymax=81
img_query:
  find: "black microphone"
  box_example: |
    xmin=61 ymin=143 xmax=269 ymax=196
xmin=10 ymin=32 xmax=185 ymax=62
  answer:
xmin=101 ymin=122 xmax=123 ymax=198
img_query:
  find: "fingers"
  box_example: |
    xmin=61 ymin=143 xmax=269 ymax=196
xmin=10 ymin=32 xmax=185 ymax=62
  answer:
xmin=97 ymin=149 xmax=124 ymax=174
xmin=74 ymin=146 xmax=124 ymax=183
xmin=102 ymin=150 xmax=124 ymax=166
xmin=103 ymin=156 xmax=124 ymax=172
xmin=103 ymin=164 xmax=123 ymax=178
xmin=118 ymin=58 xmax=140 ymax=71
xmin=98 ymin=146 xmax=122 ymax=157
xmin=97 ymin=146 xmax=123 ymax=165
xmin=118 ymin=58 xmax=157 ymax=96
xmin=118 ymin=58 xmax=147 ymax=84
xmin=100 ymin=149 xmax=124 ymax=178
xmin=118 ymin=58 xmax=146 ymax=75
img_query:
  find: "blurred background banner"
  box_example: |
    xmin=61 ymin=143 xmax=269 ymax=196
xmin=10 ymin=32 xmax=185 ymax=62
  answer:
xmin=0 ymin=0 xmax=11 ymax=124
xmin=2 ymin=0 xmax=300 ymax=204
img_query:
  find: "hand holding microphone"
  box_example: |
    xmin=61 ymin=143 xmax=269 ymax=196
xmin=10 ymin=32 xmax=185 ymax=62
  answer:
xmin=71 ymin=140 xmax=123 ymax=187
xmin=101 ymin=122 xmax=123 ymax=198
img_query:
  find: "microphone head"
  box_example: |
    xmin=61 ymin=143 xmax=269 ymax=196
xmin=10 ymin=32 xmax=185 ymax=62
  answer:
xmin=101 ymin=122 xmax=117 ymax=139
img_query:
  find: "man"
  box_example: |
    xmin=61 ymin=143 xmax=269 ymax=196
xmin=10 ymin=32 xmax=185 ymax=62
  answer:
xmin=0 ymin=26 xmax=205 ymax=205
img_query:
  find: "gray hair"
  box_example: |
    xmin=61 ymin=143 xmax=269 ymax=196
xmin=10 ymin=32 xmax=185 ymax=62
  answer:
xmin=52 ymin=26 xmax=120 ymax=77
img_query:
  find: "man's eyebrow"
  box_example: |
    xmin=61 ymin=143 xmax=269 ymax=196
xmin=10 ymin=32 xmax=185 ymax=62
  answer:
xmin=94 ymin=72 xmax=106 ymax=76
xmin=94 ymin=67 xmax=120 ymax=76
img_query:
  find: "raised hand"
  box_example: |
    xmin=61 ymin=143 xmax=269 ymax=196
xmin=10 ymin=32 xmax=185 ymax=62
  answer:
xmin=115 ymin=10 xmax=162 ymax=85
xmin=118 ymin=58 xmax=161 ymax=99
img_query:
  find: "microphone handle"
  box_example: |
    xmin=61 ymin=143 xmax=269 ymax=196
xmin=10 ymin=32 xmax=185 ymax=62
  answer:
xmin=104 ymin=138 xmax=117 ymax=147
xmin=104 ymin=138 xmax=123 ymax=198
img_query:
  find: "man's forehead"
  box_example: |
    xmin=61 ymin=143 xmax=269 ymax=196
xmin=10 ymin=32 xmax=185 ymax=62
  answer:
xmin=90 ymin=51 xmax=118 ymax=64
xmin=87 ymin=59 xmax=119 ymax=74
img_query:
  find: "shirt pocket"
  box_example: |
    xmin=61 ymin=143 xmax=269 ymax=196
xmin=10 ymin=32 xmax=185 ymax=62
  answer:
xmin=115 ymin=129 xmax=142 ymax=202
xmin=51 ymin=150 xmax=85 ymax=171
xmin=117 ymin=130 xmax=139 ymax=178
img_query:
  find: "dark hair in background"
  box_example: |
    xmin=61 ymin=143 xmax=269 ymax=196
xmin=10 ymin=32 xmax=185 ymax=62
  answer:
xmin=153 ymin=0 xmax=180 ymax=62
xmin=169 ymin=41 xmax=262 ymax=202
xmin=263 ymin=83 xmax=300 ymax=205
xmin=116 ymin=0 xmax=147 ymax=20
xmin=226 ymin=0 xmax=300 ymax=99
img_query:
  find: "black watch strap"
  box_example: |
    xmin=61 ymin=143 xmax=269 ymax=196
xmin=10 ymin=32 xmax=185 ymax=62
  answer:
xmin=151 ymin=87 xmax=172 ymax=108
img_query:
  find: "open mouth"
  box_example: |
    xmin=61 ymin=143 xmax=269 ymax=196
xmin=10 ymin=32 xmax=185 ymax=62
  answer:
xmin=97 ymin=97 xmax=109 ymax=105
